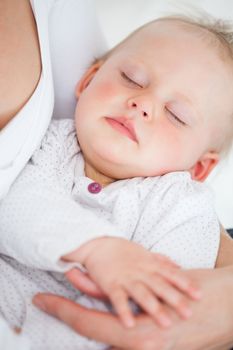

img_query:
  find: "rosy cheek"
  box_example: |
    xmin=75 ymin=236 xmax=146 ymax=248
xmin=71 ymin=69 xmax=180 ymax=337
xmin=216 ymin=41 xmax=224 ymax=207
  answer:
xmin=94 ymin=81 xmax=118 ymax=100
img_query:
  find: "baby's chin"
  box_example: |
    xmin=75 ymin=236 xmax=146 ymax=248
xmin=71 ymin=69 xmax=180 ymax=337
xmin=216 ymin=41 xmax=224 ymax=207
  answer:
xmin=79 ymin=136 xmax=169 ymax=179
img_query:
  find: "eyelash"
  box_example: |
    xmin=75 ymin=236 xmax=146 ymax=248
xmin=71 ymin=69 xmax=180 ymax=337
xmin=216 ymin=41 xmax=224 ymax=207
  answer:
xmin=120 ymin=71 xmax=142 ymax=88
xmin=167 ymin=109 xmax=186 ymax=126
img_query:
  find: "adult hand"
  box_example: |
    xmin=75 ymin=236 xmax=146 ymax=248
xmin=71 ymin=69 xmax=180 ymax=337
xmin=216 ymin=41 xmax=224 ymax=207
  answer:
xmin=33 ymin=293 xmax=172 ymax=350
xmin=33 ymin=266 xmax=233 ymax=350
xmin=63 ymin=238 xmax=200 ymax=328
xmin=34 ymin=268 xmax=173 ymax=349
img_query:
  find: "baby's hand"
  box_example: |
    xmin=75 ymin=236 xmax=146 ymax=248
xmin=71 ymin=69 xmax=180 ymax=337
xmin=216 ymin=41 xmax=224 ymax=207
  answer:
xmin=63 ymin=238 xmax=201 ymax=329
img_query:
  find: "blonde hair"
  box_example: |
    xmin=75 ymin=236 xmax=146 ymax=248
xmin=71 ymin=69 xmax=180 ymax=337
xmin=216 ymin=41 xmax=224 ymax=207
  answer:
xmin=98 ymin=13 xmax=233 ymax=156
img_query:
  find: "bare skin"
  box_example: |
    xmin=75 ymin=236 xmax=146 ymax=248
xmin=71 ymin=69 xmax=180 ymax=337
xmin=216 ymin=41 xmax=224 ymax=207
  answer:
xmin=0 ymin=0 xmax=41 ymax=129
xmin=216 ymin=229 xmax=233 ymax=267
xmin=33 ymin=227 xmax=233 ymax=350
xmin=35 ymin=266 xmax=233 ymax=350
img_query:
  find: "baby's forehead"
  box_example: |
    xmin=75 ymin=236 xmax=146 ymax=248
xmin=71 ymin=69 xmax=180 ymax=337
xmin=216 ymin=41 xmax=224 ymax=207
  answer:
xmin=132 ymin=19 xmax=214 ymax=48
xmin=115 ymin=21 xmax=233 ymax=113
xmin=131 ymin=18 xmax=233 ymax=62
xmin=114 ymin=18 xmax=233 ymax=82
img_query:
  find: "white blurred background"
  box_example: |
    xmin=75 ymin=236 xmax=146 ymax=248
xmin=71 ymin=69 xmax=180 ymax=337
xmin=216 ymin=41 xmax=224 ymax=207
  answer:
xmin=95 ymin=0 xmax=233 ymax=228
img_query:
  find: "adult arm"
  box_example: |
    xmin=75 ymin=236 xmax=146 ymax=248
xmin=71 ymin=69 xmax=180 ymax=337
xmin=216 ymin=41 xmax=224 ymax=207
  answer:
xmin=215 ymin=226 xmax=233 ymax=267
xmin=34 ymin=226 xmax=233 ymax=350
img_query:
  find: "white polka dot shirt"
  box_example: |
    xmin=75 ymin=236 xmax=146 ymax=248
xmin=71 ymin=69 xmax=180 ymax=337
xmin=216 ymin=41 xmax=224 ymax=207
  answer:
xmin=0 ymin=119 xmax=220 ymax=270
xmin=0 ymin=119 xmax=220 ymax=349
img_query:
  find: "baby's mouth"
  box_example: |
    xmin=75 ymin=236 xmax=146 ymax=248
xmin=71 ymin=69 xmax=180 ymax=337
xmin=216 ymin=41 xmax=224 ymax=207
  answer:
xmin=105 ymin=116 xmax=138 ymax=143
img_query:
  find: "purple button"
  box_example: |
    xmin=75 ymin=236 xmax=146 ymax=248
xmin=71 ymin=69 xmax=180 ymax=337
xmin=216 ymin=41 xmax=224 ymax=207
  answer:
xmin=88 ymin=182 xmax=102 ymax=194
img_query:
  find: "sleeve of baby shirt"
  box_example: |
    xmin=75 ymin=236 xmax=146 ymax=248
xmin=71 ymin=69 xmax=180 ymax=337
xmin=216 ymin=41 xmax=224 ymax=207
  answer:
xmin=134 ymin=173 xmax=220 ymax=269
xmin=0 ymin=120 xmax=125 ymax=272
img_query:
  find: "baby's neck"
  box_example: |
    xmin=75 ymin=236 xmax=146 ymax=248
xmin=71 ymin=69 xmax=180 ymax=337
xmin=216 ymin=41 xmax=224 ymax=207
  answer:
xmin=84 ymin=161 xmax=115 ymax=188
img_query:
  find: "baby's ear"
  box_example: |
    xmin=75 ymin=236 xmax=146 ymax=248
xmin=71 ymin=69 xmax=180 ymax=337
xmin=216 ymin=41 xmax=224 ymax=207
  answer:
xmin=75 ymin=60 xmax=103 ymax=97
xmin=189 ymin=151 xmax=219 ymax=182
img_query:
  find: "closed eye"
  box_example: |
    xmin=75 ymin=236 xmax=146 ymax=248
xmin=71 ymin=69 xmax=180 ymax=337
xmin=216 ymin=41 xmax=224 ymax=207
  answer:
xmin=120 ymin=71 xmax=143 ymax=88
xmin=167 ymin=109 xmax=186 ymax=126
xmin=166 ymin=108 xmax=187 ymax=126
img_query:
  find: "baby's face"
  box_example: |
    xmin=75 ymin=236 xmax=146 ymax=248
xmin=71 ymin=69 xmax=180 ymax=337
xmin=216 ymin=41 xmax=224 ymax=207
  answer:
xmin=75 ymin=20 xmax=233 ymax=182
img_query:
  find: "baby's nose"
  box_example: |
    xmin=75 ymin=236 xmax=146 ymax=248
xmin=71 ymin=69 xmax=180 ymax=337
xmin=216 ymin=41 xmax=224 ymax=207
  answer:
xmin=127 ymin=96 xmax=152 ymax=120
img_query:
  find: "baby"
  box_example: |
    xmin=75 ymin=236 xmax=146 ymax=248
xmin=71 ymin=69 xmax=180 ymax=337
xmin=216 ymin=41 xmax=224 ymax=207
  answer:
xmin=0 ymin=14 xmax=233 ymax=350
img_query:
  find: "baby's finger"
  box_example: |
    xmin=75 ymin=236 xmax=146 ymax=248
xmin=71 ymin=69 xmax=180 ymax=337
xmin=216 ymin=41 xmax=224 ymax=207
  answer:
xmin=154 ymin=264 xmax=201 ymax=300
xmin=65 ymin=269 xmax=106 ymax=299
xmin=124 ymin=283 xmax=172 ymax=328
xmin=109 ymin=287 xmax=135 ymax=328
xmin=153 ymin=253 xmax=180 ymax=268
xmin=146 ymin=276 xmax=192 ymax=319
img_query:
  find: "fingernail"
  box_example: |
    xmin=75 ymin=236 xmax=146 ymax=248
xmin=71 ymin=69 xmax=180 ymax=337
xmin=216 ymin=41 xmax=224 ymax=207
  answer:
xmin=32 ymin=296 xmax=47 ymax=312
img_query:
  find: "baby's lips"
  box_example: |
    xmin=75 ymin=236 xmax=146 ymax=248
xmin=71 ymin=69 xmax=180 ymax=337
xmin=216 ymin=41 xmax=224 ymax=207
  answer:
xmin=105 ymin=115 xmax=138 ymax=143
